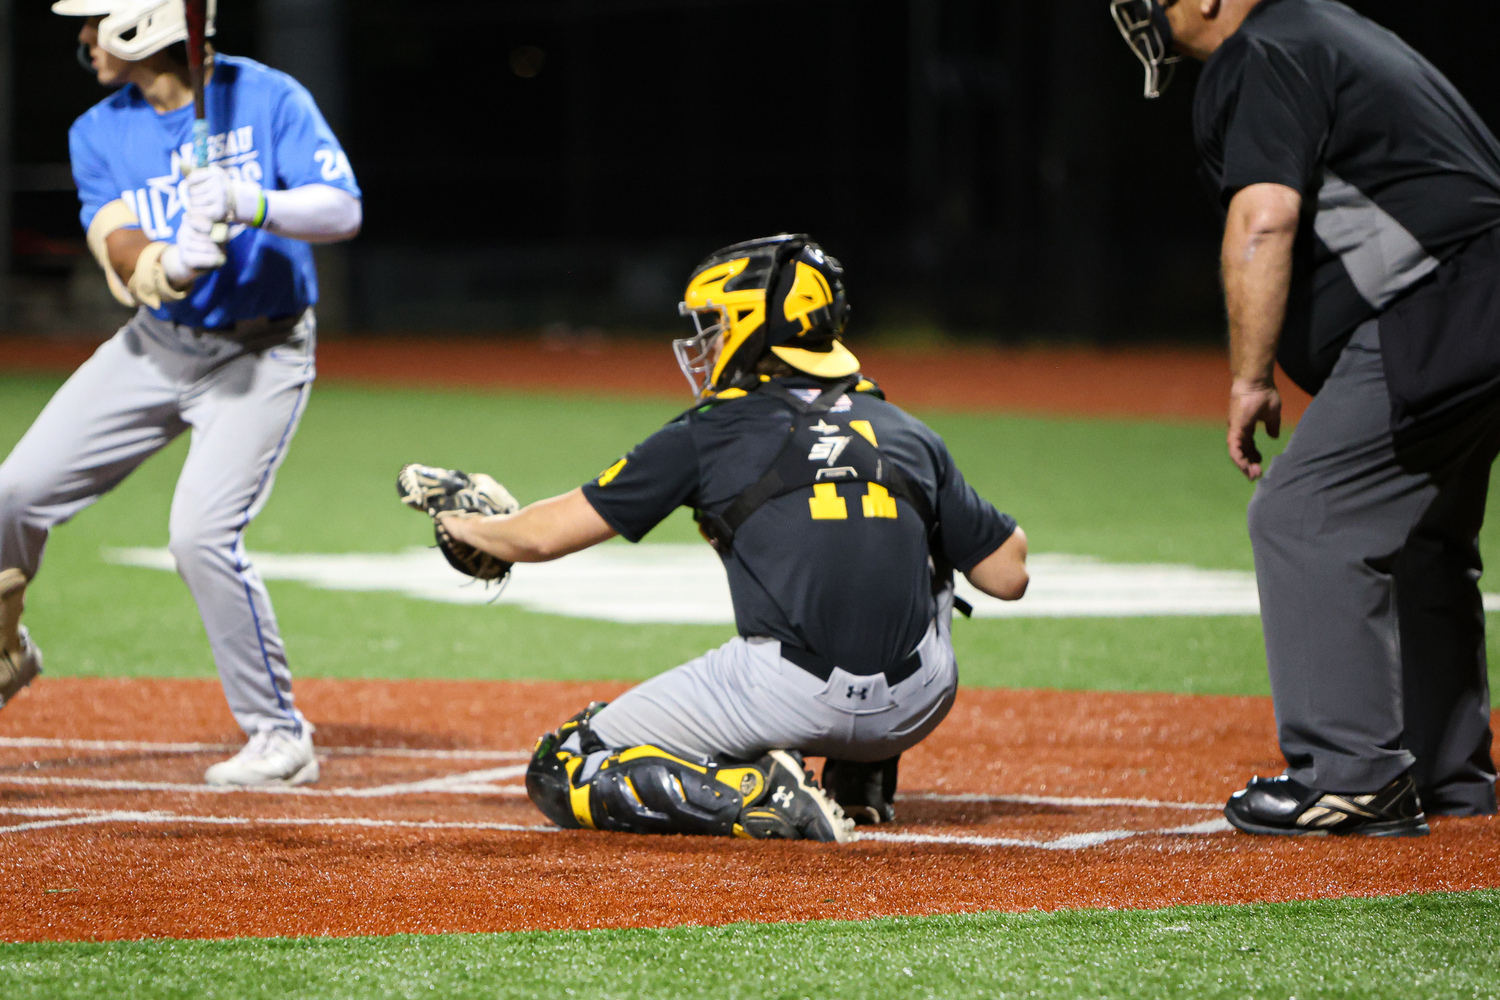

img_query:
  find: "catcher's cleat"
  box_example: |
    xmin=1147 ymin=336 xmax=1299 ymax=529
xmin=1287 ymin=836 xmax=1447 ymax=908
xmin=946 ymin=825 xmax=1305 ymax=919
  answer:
xmin=204 ymin=725 xmax=319 ymax=787
xmin=1224 ymin=772 xmax=1430 ymax=837
xmin=0 ymin=626 xmax=43 ymax=710
xmin=823 ymin=755 xmax=899 ymax=825
xmin=740 ymin=750 xmax=855 ymax=843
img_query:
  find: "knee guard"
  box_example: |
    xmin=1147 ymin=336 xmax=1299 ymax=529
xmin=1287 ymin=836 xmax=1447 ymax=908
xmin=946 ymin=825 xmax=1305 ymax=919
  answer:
xmin=525 ymin=704 xmax=768 ymax=837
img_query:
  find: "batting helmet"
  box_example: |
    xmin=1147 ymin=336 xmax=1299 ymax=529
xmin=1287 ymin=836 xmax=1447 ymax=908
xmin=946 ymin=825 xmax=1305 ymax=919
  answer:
xmin=53 ymin=0 xmax=216 ymax=62
xmin=675 ymin=234 xmax=856 ymax=399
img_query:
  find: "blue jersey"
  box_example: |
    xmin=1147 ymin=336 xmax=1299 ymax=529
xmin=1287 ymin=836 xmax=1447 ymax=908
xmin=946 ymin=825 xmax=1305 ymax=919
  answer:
xmin=68 ymin=55 xmax=361 ymax=329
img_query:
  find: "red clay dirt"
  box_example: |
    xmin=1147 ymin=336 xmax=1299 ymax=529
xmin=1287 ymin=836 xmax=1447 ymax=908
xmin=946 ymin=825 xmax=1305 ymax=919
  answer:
xmin=1 ymin=678 xmax=1494 ymax=942
xmin=0 ymin=334 xmax=1314 ymax=424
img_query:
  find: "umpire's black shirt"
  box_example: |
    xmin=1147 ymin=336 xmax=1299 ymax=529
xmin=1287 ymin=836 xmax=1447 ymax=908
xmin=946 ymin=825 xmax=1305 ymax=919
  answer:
xmin=1194 ymin=0 xmax=1500 ymax=394
xmin=581 ymin=377 xmax=1016 ymax=675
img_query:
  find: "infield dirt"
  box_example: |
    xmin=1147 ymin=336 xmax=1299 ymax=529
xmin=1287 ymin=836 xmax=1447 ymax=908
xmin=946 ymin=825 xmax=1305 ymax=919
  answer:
xmin=1 ymin=678 xmax=1495 ymax=942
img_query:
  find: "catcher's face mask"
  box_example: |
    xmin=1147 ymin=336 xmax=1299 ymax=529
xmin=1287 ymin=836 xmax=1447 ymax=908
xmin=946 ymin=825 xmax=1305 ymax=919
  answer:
xmin=673 ymin=300 xmax=730 ymax=399
xmin=1111 ymin=0 xmax=1180 ymax=99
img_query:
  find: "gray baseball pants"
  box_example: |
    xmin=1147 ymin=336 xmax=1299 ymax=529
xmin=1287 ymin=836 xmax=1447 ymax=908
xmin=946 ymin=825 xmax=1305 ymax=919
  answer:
xmin=1249 ymin=319 xmax=1499 ymax=814
xmin=590 ymin=591 xmax=959 ymax=763
xmin=0 ymin=307 xmax=315 ymax=736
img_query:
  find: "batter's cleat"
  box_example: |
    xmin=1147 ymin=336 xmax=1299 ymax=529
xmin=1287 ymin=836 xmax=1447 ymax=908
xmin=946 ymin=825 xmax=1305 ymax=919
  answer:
xmin=739 ymin=750 xmax=855 ymax=843
xmin=0 ymin=626 xmax=42 ymax=710
xmin=1224 ymin=772 xmax=1430 ymax=837
xmin=823 ymin=756 xmax=899 ymax=825
xmin=205 ymin=725 xmax=319 ymax=787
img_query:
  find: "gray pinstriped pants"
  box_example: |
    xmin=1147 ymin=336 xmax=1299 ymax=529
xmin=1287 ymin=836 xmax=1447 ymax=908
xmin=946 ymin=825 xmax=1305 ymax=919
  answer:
xmin=1250 ymin=319 xmax=1499 ymax=813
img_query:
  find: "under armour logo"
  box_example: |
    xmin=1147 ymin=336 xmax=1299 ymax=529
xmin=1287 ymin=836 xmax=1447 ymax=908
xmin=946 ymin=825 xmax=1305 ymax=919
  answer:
xmin=773 ymin=787 xmax=795 ymax=808
xmin=810 ymin=419 xmax=840 ymax=434
xmin=846 ymin=685 xmax=869 ymax=700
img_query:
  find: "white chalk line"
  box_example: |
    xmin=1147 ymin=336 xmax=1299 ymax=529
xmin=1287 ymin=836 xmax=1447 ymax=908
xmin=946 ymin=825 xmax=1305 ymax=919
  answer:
xmin=0 ymin=804 xmax=1232 ymax=847
xmin=0 ymin=774 xmax=1220 ymax=812
xmin=0 ymin=809 xmax=1230 ymax=851
xmin=0 ymin=767 xmax=530 ymax=798
xmin=0 ymin=737 xmax=1233 ymax=848
xmin=900 ymin=792 xmax=1222 ymax=811
xmin=0 ymin=737 xmax=528 ymax=761
xmin=858 ymin=818 xmax=1233 ymax=850
xmin=0 ymin=806 xmax=553 ymax=836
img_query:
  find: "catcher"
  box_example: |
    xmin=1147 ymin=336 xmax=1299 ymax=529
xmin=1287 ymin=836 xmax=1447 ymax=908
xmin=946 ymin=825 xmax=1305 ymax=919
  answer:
xmin=397 ymin=235 xmax=1028 ymax=842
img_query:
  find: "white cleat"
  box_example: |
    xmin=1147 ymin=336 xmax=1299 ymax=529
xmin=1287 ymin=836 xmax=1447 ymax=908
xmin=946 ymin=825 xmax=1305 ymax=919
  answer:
xmin=0 ymin=626 xmax=42 ymax=710
xmin=204 ymin=725 xmax=319 ymax=787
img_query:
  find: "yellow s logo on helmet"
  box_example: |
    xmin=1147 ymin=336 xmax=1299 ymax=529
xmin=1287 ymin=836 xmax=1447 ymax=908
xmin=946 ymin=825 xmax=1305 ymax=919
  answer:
xmin=783 ymin=261 xmax=835 ymax=335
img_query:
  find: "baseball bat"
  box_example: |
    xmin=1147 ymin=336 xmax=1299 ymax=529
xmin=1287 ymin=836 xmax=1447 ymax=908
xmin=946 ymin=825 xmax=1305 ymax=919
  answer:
xmin=183 ymin=0 xmax=228 ymax=241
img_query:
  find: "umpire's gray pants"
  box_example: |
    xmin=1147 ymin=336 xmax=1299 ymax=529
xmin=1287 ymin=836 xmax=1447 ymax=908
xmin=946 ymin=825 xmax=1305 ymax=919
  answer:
xmin=0 ymin=308 xmax=315 ymax=736
xmin=590 ymin=597 xmax=959 ymax=763
xmin=1250 ymin=319 xmax=1498 ymax=813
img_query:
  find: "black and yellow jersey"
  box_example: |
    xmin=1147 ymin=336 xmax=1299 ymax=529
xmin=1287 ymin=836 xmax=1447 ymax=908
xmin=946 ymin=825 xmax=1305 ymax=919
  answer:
xmin=581 ymin=376 xmax=1016 ymax=676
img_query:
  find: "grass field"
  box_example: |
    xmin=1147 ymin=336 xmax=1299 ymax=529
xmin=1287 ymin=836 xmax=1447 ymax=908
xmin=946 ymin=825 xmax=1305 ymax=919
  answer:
xmin=3 ymin=371 xmax=1499 ymax=998
xmin=3 ymin=892 xmax=1497 ymax=1000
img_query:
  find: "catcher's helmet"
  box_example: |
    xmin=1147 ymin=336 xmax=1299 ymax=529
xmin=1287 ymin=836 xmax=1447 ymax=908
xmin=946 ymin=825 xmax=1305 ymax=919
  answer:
xmin=675 ymin=234 xmax=856 ymax=399
xmin=53 ymin=0 xmax=215 ymax=62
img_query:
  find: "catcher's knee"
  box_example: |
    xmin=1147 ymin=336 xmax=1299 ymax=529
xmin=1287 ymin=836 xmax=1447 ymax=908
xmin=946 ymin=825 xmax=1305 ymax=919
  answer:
xmin=526 ymin=705 xmax=766 ymax=838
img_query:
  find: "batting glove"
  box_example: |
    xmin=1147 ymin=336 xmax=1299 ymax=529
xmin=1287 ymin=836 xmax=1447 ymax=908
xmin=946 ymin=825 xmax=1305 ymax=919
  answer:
xmin=162 ymin=212 xmax=228 ymax=287
xmin=184 ymin=164 xmax=267 ymax=227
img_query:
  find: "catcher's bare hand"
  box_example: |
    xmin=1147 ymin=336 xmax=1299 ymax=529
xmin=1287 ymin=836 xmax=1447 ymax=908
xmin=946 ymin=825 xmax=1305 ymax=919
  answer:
xmin=1227 ymin=379 xmax=1282 ymax=481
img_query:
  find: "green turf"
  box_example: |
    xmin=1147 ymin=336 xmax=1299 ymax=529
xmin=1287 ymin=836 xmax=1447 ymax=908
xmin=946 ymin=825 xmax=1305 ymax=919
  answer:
xmin=5 ymin=373 xmax=1500 ymax=695
xmin=3 ymin=890 xmax=1497 ymax=1000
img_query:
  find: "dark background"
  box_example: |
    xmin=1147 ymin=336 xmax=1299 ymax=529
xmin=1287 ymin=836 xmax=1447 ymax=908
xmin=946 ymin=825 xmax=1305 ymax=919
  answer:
xmin=4 ymin=0 xmax=1500 ymax=343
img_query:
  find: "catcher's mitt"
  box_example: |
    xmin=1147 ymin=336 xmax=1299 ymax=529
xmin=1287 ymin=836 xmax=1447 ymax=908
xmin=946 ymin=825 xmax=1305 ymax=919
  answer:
xmin=396 ymin=464 xmax=520 ymax=582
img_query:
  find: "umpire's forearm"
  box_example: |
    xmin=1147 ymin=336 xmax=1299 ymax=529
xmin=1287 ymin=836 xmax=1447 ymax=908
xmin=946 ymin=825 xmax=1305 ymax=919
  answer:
xmin=440 ymin=487 xmax=616 ymax=563
xmin=1222 ymin=183 xmax=1301 ymax=388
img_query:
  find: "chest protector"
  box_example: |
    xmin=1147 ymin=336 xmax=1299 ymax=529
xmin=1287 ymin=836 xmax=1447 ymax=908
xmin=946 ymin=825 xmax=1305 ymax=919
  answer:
xmin=692 ymin=378 xmax=935 ymax=552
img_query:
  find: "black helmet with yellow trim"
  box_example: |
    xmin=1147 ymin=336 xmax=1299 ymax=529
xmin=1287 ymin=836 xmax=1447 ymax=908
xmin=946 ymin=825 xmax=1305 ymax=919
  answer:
xmin=674 ymin=234 xmax=856 ymax=399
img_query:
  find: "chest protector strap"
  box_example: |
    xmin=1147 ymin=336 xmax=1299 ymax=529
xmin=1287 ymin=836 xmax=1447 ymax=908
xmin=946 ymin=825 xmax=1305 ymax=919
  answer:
xmin=694 ymin=378 xmax=934 ymax=552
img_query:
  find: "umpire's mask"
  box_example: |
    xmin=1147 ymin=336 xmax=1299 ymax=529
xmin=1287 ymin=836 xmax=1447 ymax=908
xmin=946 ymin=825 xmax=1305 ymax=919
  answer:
xmin=1110 ymin=0 xmax=1181 ymax=99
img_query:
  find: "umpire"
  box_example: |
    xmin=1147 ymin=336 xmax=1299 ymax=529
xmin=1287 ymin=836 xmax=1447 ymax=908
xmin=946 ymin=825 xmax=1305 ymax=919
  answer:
xmin=1113 ymin=0 xmax=1500 ymax=835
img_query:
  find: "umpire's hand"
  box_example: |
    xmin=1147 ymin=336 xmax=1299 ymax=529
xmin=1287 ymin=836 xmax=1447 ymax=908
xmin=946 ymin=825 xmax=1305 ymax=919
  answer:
xmin=1228 ymin=378 xmax=1282 ymax=481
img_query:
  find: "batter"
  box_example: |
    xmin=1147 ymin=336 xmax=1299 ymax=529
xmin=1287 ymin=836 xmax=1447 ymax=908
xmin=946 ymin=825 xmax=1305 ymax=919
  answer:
xmin=424 ymin=235 xmax=1030 ymax=841
xmin=0 ymin=1 xmax=361 ymax=786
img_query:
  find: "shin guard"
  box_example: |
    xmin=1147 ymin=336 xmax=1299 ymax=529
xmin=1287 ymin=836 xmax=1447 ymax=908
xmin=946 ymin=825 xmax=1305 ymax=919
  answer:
xmin=526 ymin=707 xmax=767 ymax=837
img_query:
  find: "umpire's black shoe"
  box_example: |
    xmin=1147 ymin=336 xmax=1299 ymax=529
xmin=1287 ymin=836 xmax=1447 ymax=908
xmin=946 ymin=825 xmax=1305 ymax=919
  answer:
xmin=739 ymin=751 xmax=855 ymax=843
xmin=1224 ymin=773 xmax=1430 ymax=837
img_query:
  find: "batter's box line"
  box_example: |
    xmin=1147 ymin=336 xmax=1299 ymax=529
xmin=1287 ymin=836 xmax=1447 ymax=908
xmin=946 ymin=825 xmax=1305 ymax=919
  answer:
xmin=0 ymin=737 xmax=530 ymax=761
xmin=0 ymin=806 xmax=555 ymax=837
xmin=0 ymin=767 xmax=530 ymax=798
xmin=0 ymin=805 xmax=1233 ymax=847
xmin=900 ymin=792 xmax=1223 ymax=811
xmin=0 ymin=774 xmax=1225 ymax=812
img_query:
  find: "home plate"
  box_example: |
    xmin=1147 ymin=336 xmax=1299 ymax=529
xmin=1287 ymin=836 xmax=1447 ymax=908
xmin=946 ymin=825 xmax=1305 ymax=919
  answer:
xmin=104 ymin=545 xmax=1500 ymax=625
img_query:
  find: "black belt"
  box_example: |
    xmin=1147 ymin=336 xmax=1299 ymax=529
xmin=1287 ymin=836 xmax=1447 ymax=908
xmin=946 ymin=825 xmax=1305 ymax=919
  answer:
xmin=780 ymin=643 xmax=923 ymax=686
xmin=201 ymin=311 xmax=302 ymax=336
